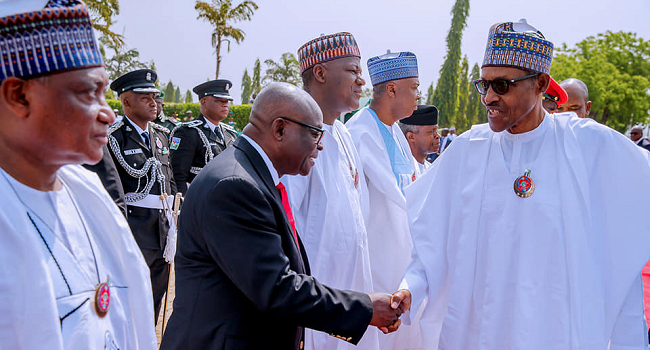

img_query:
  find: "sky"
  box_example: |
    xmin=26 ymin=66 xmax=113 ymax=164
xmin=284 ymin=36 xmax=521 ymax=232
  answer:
xmin=111 ymin=0 xmax=650 ymax=105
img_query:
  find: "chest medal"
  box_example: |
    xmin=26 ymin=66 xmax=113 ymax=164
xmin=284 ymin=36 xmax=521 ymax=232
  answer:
xmin=94 ymin=282 xmax=110 ymax=318
xmin=353 ymin=168 xmax=359 ymax=189
xmin=514 ymin=169 xmax=535 ymax=198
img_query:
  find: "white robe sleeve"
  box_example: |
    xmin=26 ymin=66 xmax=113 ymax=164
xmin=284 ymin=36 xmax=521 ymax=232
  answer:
xmin=609 ymin=274 xmax=648 ymax=350
xmin=399 ymin=249 xmax=429 ymax=325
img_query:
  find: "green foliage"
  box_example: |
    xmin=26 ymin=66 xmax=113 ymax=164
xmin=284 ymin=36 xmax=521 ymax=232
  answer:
xmin=241 ymin=68 xmax=252 ymax=104
xmin=99 ymin=35 xmax=149 ymax=80
xmin=174 ymin=87 xmax=181 ymax=103
xmin=455 ymin=56 xmax=470 ymax=131
xmin=229 ymin=104 xmax=253 ymax=130
xmin=185 ymin=90 xmax=193 ymax=103
xmin=431 ymin=0 xmax=470 ymax=130
xmin=195 ymin=0 xmax=259 ymax=78
xmin=164 ymin=81 xmax=175 ymax=103
xmin=263 ymin=52 xmax=301 ymax=87
xmin=150 ymin=61 xmax=160 ymax=89
xmin=107 ymin=99 xmax=122 ymax=115
xmin=550 ymin=31 xmax=650 ymax=132
xmin=252 ymin=58 xmax=262 ymax=96
xmin=85 ymin=0 xmax=123 ymax=49
xmin=467 ymin=63 xmax=486 ymax=126
xmin=425 ymin=83 xmax=434 ymax=105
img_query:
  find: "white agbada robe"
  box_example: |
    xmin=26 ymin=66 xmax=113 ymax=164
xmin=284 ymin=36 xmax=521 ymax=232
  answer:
xmin=347 ymin=107 xmax=423 ymax=350
xmin=401 ymin=112 xmax=650 ymax=350
xmin=0 ymin=165 xmax=156 ymax=350
xmin=282 ymin=120 xmax=379 ymax=350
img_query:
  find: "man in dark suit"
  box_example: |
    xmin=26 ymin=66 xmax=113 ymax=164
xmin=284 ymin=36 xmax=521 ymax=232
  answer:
xmin=161 ymin=83 xmax=402 ymax=350
xmin=108 ymin=69 xmax=177 ymax=323
xmin=83 ymin=144 xmax=127 ymax=217
xmin=169 ymin=79 xmax=238 ymax=194
xmin=630 ymin=125 xmax=650 ymax=152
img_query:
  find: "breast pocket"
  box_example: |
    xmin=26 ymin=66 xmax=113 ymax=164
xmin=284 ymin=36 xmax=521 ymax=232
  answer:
xmin=123 ymin=150 xmax=147 ymax=168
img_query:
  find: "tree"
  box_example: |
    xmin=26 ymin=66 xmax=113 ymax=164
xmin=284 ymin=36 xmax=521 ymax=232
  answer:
xmin=164 ymin=81 xmax=176 ymax=103
xmin=241 ymin=69 xmax=252 ymax=104
xmin=467 ymin=63 xmax=486 ymax=125
xmin=195 ymin=0 xmax=259 ymax=79
xmin=175 ymin=87 xmax=182 ymax=103
xmin=150 ymin=61 xmax=160 ymax=89
xmin=550 ymin=31 xmax=650 ymax=131
xmin=86 ymin=0 xmax=123 ymax=49
xmin=99 ymin=35 xmax=149 ymax=80
xmin=185 ymin=90 xmax=193 ymax=103
xmin=251 ymin=58 xmax=262 ymax=96
xmin=430 ymin=0 xmax=470 ymax=129
xmin=455 ymin=56 xmax=470 ymax=130
xmin=262 ymin=53 xmax=301 ymax=87
xmin=425 ymin=83 xmax=435 ymax=105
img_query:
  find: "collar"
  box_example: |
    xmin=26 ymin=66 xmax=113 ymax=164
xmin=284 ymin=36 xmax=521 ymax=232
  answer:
xmin=502 ymin=111 xmax=550 ymax=142
xmin=124 ymin=116 xmax=147 ymax=135
xmin=240 ymin=134 xmax=280 ymax=186
xmin=203 ymin=117 xmax=218 ymax=133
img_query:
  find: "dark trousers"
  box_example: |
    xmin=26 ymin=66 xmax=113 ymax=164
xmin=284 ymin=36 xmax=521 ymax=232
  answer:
xmin=142 ymin=248 xmax=170 ymax=323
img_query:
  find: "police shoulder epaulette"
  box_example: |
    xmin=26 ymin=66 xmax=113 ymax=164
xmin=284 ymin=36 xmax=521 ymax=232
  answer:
xmin=169 ymin=124 xmax=183 ymax=139
xmin=184 ymin=120 xmax=204 ymax=128
xmin=221 ymin=122 xmax=236 ymax=132
xmin=109 ymin=120 xmax=124 ymax=134
xmin=150 ymin=122 xmax=170 ymax=134
xmin=169 ymin=117 xmax=182 ymax=126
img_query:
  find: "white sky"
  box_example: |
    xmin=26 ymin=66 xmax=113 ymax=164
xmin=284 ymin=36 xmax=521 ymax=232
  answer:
xmin=112 ymin=0 xmax=650 ymax=104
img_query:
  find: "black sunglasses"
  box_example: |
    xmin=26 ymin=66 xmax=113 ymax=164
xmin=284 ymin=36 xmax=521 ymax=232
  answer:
xmin=279 ymin=117 xmax=324 ymax=144
xmin=473 ymin=73 xmax=540 ymax=95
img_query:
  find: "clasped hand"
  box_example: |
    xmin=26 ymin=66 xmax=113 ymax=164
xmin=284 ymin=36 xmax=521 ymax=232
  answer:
xmin=368 ymin=289 xmax=411 ymax=334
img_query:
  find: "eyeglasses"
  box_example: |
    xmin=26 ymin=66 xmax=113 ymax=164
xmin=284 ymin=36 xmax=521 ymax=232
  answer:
xmin=473 ymin=73 xmax=540 ymax=95
xmin=279 ymin=117 xmax=324 ymax=144
xmin=630 ymin=132 xmax=641 ymax=135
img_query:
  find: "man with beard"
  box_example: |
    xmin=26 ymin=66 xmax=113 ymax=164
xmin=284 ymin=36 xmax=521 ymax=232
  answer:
xmin=393 ymin=19 xmax=650 ymax=349
xmin=347 ymin=51 xmax=423 ymax=350
xmin=398 ymin=105 xmax=440 ymax=175
xmin=170 ymin=79 xmax=238 ymax=194
xmin=281 ymin=32 xmax=380 ymax=350
xmin=108 ymin=69 xmax=177 ymax=323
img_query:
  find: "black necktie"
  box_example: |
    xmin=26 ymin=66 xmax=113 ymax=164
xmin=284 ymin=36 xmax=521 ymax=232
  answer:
xmin=214 ymin=126 xmax=223 ymax=143
xmin=142 ymin=131 xmax=150 ymax=149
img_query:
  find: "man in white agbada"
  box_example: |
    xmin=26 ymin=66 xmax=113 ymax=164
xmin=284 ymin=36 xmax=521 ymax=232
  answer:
xmin=398 ymin=105 xmax=441 ymax=175
xmin=282 ymin=32 xmax=382 ymax=350
xmin=347 ymin=51 xmax=423 ymax=350
xmin=0 ymin=1 xmax=156 ymax=349
xmin=392 ymin=19 xmax=650 ymax=349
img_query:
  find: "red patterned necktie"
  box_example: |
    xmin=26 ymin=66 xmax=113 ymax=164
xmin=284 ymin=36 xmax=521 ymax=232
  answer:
xmin=276 ymin=182 xmax=299 ymax=250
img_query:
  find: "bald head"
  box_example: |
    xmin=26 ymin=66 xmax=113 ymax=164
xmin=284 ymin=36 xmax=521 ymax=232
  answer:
xmin=243 ymin=82 xmax=324 ymax=177
xmin=630 ymin=126 xmax=644 ymax=143
xmin=558 ymin=78 xmax=591 ymax=118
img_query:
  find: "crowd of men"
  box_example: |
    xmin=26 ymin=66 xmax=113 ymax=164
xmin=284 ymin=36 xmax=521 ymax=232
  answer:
xmin=2 ymin=1 xmax=650 ymax=350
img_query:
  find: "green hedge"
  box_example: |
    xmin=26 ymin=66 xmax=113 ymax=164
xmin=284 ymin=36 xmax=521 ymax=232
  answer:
xmin=106 ymin=100 xmax=252 ymax=130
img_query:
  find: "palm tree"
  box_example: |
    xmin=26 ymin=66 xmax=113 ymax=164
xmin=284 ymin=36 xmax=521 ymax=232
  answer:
xmin=195 ymin=0 xmax=258 ymax=79
xmin=262 ymin=53 xmax=301 ymax=87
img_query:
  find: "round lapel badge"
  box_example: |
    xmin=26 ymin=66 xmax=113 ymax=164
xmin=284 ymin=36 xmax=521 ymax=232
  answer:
xmin=514 ymin=169 xmax=535 ymax=198
xmin=94 ymin=282 xmax=110 ymax=318
xmin=353 ymin=169 xmax=359 ymax=189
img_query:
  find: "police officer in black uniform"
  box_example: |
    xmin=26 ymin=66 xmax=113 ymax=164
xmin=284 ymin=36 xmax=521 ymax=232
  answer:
xmin=154 ymin=89 xmax=182 ymax=130
xmin=107 ymin=69 xmax=176 ymax=323
xmin=169 ymin=79 xmax=238 ymax=194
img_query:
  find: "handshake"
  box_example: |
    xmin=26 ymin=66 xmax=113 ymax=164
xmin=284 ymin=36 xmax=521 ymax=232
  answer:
xmin=368 ymin=289 xmax=411 ymax=334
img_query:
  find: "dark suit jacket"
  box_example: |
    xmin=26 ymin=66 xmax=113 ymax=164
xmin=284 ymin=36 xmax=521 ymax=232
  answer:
xmin=83 ymin=144 xmax=127 ymax=217
xmin=169 ymin=115 xmax=237 ymax=194
xmin=636 ymin=138 xmax=650 ymax=152
xmin=108 ymin=118 xmax=176 ymax=251
xmin=160 ymin=137 xmax=373 ymax=350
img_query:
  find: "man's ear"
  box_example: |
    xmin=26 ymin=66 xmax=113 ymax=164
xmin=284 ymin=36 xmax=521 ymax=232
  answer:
xmin=536 ymin=73 xmax=550 ymax=94
xmin=406 ymin=131 xmax=416 ymax=141
xmin=386 ymin=82 xmax=397 ymax=98
xmin=272 ymin=118 xmax=286 ymax=141
xmin=1 ymin=77 xmax=31 ymax=119
xmin=313 ymin=64 xmax=327 ymax=84
xmin=585 ymin=101 xmax=591 ymax=116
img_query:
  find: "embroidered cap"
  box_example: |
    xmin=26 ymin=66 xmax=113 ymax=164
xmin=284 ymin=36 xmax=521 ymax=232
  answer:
xmin=193 ymin=79 xmax=233 ymax=101
xmin=0 ymin=0 xmax=104 ymax=82
xmin=367 ymin=50 xmax=419 ymax=86
xmin=482 ymin=19 xmax=553 ymax=74
xmin=297 ymin=32 xmax=361 ymax=74
xmin=543 ymin=76 xmax=568 ymax=105
xmin=400 ymin=105 xmax=438 ymax=126
xmin=110 ymin=69 xmax=159 ymax=96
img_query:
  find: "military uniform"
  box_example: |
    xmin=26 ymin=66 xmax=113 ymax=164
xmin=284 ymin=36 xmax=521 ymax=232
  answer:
xmin=169 ymin=115 xmax=237 ymax=194
xmin=155 ymin=111 xmax=182 ymax=131
xmin=108 ymin=69 xmax=177 ymax=323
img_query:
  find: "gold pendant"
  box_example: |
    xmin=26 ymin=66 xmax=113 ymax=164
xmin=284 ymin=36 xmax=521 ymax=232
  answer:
xmin=94 ymin=282 xmax=110 ymax=318
xmin=514 ymin=169 xmax=535 ymax=198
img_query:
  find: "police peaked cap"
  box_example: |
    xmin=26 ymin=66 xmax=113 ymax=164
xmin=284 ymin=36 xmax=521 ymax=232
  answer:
xmin=401 ymin=105 xmax=439 ymax=125
xmin=110 ymin=69 xmax=159 ymax=95
xmin=193 ymin=79 xmax=234 ymax=101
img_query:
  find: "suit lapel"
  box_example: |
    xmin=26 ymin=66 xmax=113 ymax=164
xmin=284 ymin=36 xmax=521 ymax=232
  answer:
xmin=124 ymin=119 xmax=151 ymax=156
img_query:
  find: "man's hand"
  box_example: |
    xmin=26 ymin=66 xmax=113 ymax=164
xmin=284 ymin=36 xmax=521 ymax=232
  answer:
xmin=368 ymin=292 xmax=402 ymax=334
xmin=390 ymin=289 xmax=411 ymax=315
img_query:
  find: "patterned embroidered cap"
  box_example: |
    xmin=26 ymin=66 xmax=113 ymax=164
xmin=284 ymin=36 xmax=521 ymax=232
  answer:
xmin=367 ymin=50 xmax=419 ymax=86
xmin=297 ymin=32 xmax=361 ymax=74
xmin=482 ymin=19 xmax=553 ymax=74
xmin=0 ymin=0 xmax=103 ymax=82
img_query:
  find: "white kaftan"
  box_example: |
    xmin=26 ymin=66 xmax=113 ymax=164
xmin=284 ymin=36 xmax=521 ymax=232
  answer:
xmin=401 ymin=113 xmax=650 ymax=349
xmin=347 ymin=107 xmax=423 ymax=350
xmin=282 ymin=120 xmax=379 ymax=350
xmin=0 ymin=165 xmax=156 ymax=350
